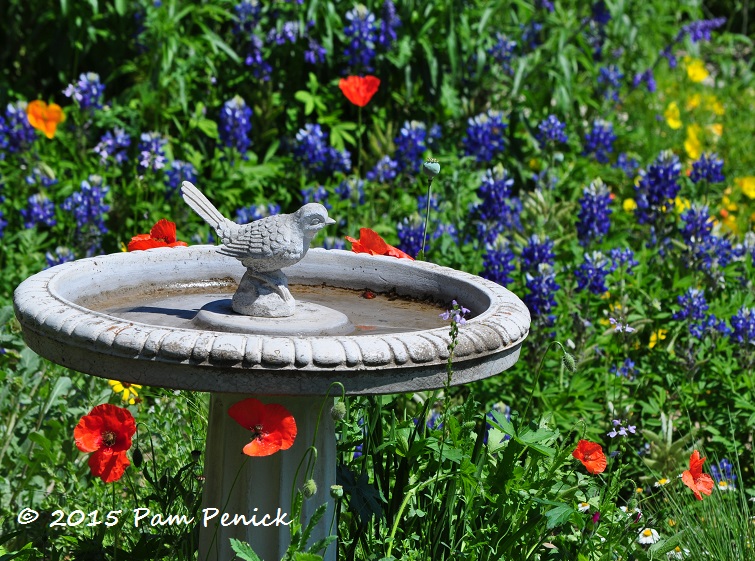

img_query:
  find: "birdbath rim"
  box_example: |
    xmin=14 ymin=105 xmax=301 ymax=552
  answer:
xmin=13 ymin=246 xmax=531 ymax=396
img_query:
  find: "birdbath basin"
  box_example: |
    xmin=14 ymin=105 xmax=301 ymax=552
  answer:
xmin=13 ymin=245 xmax=530 ymax=560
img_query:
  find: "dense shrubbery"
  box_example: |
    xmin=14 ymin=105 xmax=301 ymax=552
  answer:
xmin=1 ymin=0 xmax=755 ymax=559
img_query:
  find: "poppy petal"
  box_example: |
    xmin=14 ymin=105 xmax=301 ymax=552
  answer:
xmin=150 ymin=219 xmax=178 ymax=244
xmin=261 ymin=403 xmax=297 ymax=450
xmin=127 ymin=236 xmax=168 ymax=251
xmin=228 ymin=398 xmax=267 ymax=430
xmin=74 ymin=415 xmax=106 ymax=452
xmin=242 ymin=432 xmax=283 ymax=457
xmin=89 ymin=449 xmax=131 ymax=483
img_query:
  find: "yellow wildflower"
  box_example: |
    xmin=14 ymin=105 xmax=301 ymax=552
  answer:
xmin=664 ymin=101 xmax=682 ymax=129
xmin=623 ymin=198 xmax=637 ymax=212
xmin=686 ymin=93 xmax=702 ymax=110
xmin=705 ymin=95 xmax=725 ymax=115
xmin=649 ymin=329 xmax=667 ymax=349
xmin=529 ymin=158 xmax=540 ymax=171
xmin=685 ymin=57 xmax=709 ymax=83
xmin=636 ymin=487 xmax=644 ymax=494
xmin=668 ymin=519 xmax=677 ymax=527
xmin=674 ymin=197 xmax=691 ymax=214
xmin=684 ymin=124 xmax=702 ymax=160
xmin=109 ymin=380 xmax=142 ymax=404
xmin=735 ymin=177 xmax=755 ymax=199
xmin=708 ymin=123 xmax=723 ymax=138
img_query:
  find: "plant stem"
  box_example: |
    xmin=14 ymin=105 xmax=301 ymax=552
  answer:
xmin=420 ymin=177 xmax=434 ymax=257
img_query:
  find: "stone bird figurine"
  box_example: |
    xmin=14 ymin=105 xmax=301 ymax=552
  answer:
xmin=180 ymin=181 xmax=336 ymax=317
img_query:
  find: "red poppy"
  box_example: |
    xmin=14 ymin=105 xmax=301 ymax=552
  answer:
xmin=228 ymin=398 xmax=297 ymax=457
xmin=338 ymin=76 xmax=381 ymax=107
xmin=127 ymin=219 xmax=188 ymax=251
xmin=27 ymin=100 xmax=66 ymax=139
xmin=346 ymin=228 xmax=414 ymax=260
xmin=74 ymin=404 xmax=136 ymax=483
xmin=572 ymin=439 xmax=607 ymax=474
xmin=682 ymin=450 xmax=714 ymax=500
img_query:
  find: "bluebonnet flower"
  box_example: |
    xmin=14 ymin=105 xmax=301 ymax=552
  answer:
xmin=661 ymin=45 xmax=678 ymax=69
xmin=293 ymin=123 xmax=352 ymax=175
xmin=335 ymin=177 xmax=365 ymax=204
xmin=25 ymin=166 xmax=58 ymax=189
xmin=634 ymin=150 xmax=682 ymax=225
xmin=488 ymin=32 xmax=518 ymax=74
xmin=433 ymin=221 xmax=458 ymax=243
xmin=417 ymin=193 xmax=440 ymax=214
xmin=537 ymin=115 xmax=568 ymax=145
xmin=137 ymin=132 xmax=167 ymax=174
xmin=235 ymin=203 xmax=280 ymax=224
xmin=343 ymin=4 xmax=378 ymax=71
xmin=679 ymin=18 xmax=726 ymax=43
xmin=591 ymin=1 xmax=611 ymax=25
xmin=45 ymin=246 xmax=75 ymax=268
xmin=425 ymin=409 xmax=443 ymax=430
xmin=632 ymin=69 xmax=656 ymax=93
xmin=63 ymin=72 xmax=105 ymax=110
xmin=377 ymin=0 xmax=401 ymax=49
xmin=524 ymin=263 xmax=559 ymax=323
xmin=0 ymin=210 xmax=6 ymax=238
xmin=165 ymin=160 xmax=197 ymax=197
xmin=233 ymin=0 xmax=262 ymax=34
xmin=93 ymin=128 xmax=131 ymax=167
xmin=243 ymin=35 xmax=272 ymax=80
xmin=585 ymin=20 xmax=607 ymax=60
xmin=672 ymin=288 xmax=708 ymax=322
xmin=577 ymin=178 xmax=612 ymax=246
xmin=710 ymin=458 xmax=737 ymax=490
xmin=597 ymin=65 xmax=623 ymax=102
xmin=219 ymin=96 xmax=253 ymax=155
xmin=366 ymin=156 xmax=399 ymax=183
xmin=521 ymin=21 xmax=543 ymax=50
xmin=482 ymin=236 xmax=516 ymax=286
xmin=394 ymin=121 xmax=427 ymax=173
xmin=462 ymin=110 xmax=507 ymax=162
xmin=583 ymin=119 xmax=616 ymax=163
xmin=608 ymin=248 xmax=638 ymax=273
xmin=304 ymin=38 xmax=327 ymax=64
xmin=615 ymin=152 xmax=639 ymax=178
xmin=690 ymin=153 xmax=725 ymax=184
xmin=301 ymin=185 xmax=331 ymax=209
xmin=729 ymin=307 xmax=755 ymax=346
xmin=575 ymin=251 xmax=610 ymax=294
xmin=1 ymin=102 xmax=37 ymax=154
xmin=610 ymin=358 xmax=638 ymax=380
xmin=61 ymin=176 xmax=110 ymax=255
xmin=267 ymin=21 xmax=300 ymax=45
xmin=520 ymin=234 xmax=555 ymax=273
xmin=472 ymin=166 xmax=521 ymax=244
xmin=397 ymin=214 xmax=424 ymax=258
xmin=21 ymin=194 xmax=57 ymax=228
xmin=538 ymin=0 xmax=554 ymax=11
xmin=607 ymin=419 xmax=636 ymax=438
xmin=321 ymin=236 xmax=346 ymax=250
xmin=428 ymin=124 xmax=442 ymax=149
xmin=679 ymin=205 xmax=734 ymax=271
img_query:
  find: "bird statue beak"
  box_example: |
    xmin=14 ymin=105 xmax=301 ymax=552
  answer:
xmin=326 ymin=217 xmax=336 ymax=225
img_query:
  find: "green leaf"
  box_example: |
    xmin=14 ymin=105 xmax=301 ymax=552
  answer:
xmin=18 ymin=348 xmax=40 ymax=376
xmin=291 ymin=553 xmax=323 ymax=561
xmin=229 ymin=539 xmax=262 ymax=561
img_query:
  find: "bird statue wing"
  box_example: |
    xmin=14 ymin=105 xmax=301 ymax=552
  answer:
xmin=218 ymin=215 xmax=293 ymax=260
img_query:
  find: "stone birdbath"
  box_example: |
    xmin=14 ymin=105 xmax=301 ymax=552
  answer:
xmin=13 ymin=187 xmax=530 ymax=561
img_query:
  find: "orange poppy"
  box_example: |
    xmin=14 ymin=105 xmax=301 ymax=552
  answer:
xmin=338 ymin=75 xmax=381 ymax=107
xmin=572 ymin=439 xmax=607 ymax=474
xmin=228 ymin=398 xmax=297 ymax=457
xmin=26 ymin=100 xmax=66 ymax=139
xmin=127 ymin=219 xmax=188 ymax=251
xmin=682 ymin=450 xmax=714 ymax=500
xmin=74 ymin=404 xmax=136 ymax=483
xmin=346 ymin=228 xmax=414 ymax=260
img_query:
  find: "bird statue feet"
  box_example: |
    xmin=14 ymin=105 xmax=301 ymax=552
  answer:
xmin=233 ymin=269 xmax=295 ymax=317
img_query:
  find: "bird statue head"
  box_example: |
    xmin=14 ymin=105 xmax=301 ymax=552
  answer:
xmin=295 ymin=203 xmax=336 ymax=240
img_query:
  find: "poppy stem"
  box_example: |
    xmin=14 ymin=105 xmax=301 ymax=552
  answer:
xmin=420 ymin=177 xmax=434 ymax=258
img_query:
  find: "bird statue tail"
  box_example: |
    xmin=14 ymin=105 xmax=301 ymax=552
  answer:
xmin=180 ymin=181 xmax=235 ymax=242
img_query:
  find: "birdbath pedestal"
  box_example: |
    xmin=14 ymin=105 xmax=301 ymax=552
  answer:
xmin=13 ymin=246 xmax=530 ymax=561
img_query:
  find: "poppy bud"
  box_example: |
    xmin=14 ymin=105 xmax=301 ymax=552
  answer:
xmin=423 ymin=158 xmax=440 ymax=178
xmin=562 ymin=352 xmax=577 ymax=373
xmin=330 ymin=401 xmax=347 ymax=421
xmin=302 ymin=479 xmax=317 ymax=498
xmin=133 ymin=447 xmax=143 ymax=467
xmin=330 ymin=484 xmax=344 ymax=499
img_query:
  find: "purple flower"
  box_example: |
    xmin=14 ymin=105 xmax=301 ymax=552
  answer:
xmin=93 ymin=128 xmax=131 ymax=167
xmin=520 ymin=234 xmax=555 ymax=273
xmin=45 ymin=246 xmax=75 ymax=269
xmin=608 ymin=248 xmax=638 ymax=273
xmin=614 ymin=152 xmax=639 ymax=178
xmin=233 ymin=0 xmax=262 ymax=35
xmin=611 ymin=358 xmax=638 ymax=379
xmin=63 ymin=72 xmax=105 ymax=110
xmin=472 ymin=166 xmax=520 ymax=244
xmin=634 ymin=150 xmax=682 ymax=225
xmin=597 ymin=65 xmax=623 ymax=101
xmin=679 ymin=205 xmax=734 ymax=271
xmin=1 ymin=102 xmax=37 ymax=155
xmin=305 ymin=38 xmax=327 ymax=64
xmin=672 ymin=288 xmax=708 ymax=322
xmin=679 ymin=18 xmax=726 ymax=43
xmin=0 ymin=210 xmax=6 ymax=238
xmin=690 ymin=153 xmax=725 ymax=184
xmin=267 ymin=21 xmax=301 ymax=45
xmin=632 ymin=69 xmax=656 ymax=93
xmin=583 ymin=119 xmax=616 ymax=163
xmin=293 ymin=123 xmax=352 ymax=175
xmin=243 ymin=35 xmax=272 ymax=80
xmin=137 ymin=132 xmax=167 ymax=174
xmin=344 ymin=4 xmax=378 ymax=72
xmin=219 ymin=95 xmax=253 ymax=155
xmin=394 ymin=121 xmax=427 ymax=173
xmin=608 ymin=419 xmax=636 ymax=438
xmin=523 ymin=263 xmax=560 ymax=322
xmin=710 ymin=458 xmax=737 ymax=485
xmin=235 ymin=203 xmax=280 ymax=224
xmin=377 ymin=0 xmax=401 ymax=49
xmin=440 ymin=300 xmax=471 ymax=325
xmin=537 ymin=115 xmax=568 ymax=145
xmin=488 ymin=32 xmax=518 ymax=74
xmin=575 ymin=251 xmax=610 ymax=295
xmin=301 ymin=185 xmax=331 ymax=209
xmin=729 ymin=307 xmax=755 ymax=346
xmin=60 ymin=176 xmax=110 ymax=255
xmin=462 ymin=110 xmax=507 ymax=162
xmin=397 ymin=215 xmax=423 ymax=257
xmin=21 ymin=193 xmax=57 ymax=228
xmin=335 ymin=177 xmax=365 ymax=204
xmin=609 ymin=318 xmax=636 ymax=333
xmin=165 ymin=160 xmax=197 ymax=197
xmin=577 ymin=178 xmax=612 ymax=246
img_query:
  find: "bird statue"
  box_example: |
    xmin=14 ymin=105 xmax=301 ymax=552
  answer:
xmin=180 ymin=181 xmax=336 ymax=317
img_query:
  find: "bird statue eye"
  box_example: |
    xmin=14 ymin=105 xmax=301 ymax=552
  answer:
xmin=310 ymin=217 xmax=322 ymax=225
